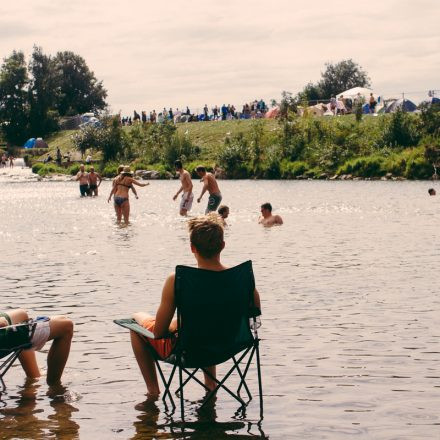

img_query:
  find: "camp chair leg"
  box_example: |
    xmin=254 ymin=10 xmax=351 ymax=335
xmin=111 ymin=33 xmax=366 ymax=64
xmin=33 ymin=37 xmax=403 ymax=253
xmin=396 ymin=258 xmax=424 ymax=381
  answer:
xmin=0 ymin=350 xmax=22 ymax=392
xmin=200 ymin=347 xmax=252 ymax=409
xmin=178 ymin=366 xmax=184 ymax=421
xmin=235 ymin=349 xmax=256 ymax=400
xmin=175 ymin=367 xmax=202 ymax=396
xmin=255 ymin=342 xmax=263 ymax=418
xmin=156 ymin=361 xmax=177 ymax=409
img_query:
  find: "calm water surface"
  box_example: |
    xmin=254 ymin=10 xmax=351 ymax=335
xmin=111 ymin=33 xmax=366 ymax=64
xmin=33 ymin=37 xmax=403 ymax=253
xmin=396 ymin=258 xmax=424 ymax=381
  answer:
xmin=0 ymin=166 xmax=439 ymax=439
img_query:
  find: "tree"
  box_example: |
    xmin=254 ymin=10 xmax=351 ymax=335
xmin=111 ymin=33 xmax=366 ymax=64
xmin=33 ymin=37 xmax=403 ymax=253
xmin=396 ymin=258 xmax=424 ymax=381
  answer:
xmin=296 ymin=59 xmax=371 ymax=102
xmin=319 ymin=59 xmax=371 ymax=99
xmin=0 ymin=51 xmax=30 ymax=145
xmin=54 ymin=51 xmax=107 ymax=116
xmin=28 ymin=46 xmax=60 ymax=137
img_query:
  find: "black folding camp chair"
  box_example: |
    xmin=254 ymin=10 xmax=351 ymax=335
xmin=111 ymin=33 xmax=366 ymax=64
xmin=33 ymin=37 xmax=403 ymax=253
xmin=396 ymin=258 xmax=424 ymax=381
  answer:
xmin=0 ymin=321 xmax=36 ymax=392
xmin=115 ymin=260 xmax=263 ymax=420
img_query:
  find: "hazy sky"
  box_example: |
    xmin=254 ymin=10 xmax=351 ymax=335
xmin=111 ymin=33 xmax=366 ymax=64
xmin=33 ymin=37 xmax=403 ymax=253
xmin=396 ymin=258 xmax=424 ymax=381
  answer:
xmin=1 ymin=0 xmax=439 ymax=115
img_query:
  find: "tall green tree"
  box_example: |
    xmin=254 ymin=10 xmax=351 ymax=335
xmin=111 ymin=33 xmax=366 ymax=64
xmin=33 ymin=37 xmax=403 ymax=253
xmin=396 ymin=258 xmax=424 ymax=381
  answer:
xmin=0 ymin=51 xmax=30 ymax=145
xmin=28 ymin=46 xmax=60 ymax=137
xmin=296 ymin=59 xmax=371 ymax=102
xmin=54 ymin=51 xmax=107 ymax=116
xmin=319 ymin=59 xmax=371 ymax=98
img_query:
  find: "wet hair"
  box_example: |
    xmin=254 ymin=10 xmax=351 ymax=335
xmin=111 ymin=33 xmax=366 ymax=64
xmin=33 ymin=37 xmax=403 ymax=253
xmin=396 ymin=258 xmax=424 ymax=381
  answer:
xmin=174 ymin=160 xmax=183 ymax=169
xmin=188 ymin=215 xmax=224 ymax=259
xmin=218 ymin=205 xmax=229 ymax=215
xmin=428 ymin=188 xmax=436 ymax=195
xmin=195 ymin=165 xmax=206 ymax=173
xmin=261 ymin=202 xmax=272 ymax=212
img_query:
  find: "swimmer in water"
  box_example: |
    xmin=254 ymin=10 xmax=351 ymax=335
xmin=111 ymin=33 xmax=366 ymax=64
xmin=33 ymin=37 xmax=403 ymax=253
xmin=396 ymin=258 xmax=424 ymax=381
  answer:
xmin=217 ymin=205 xmax=229 ymax=225
xmin=173 ymin=160 xmax=193 ymax=216
xmin=258 ymin=202 xmax=283 ymax=227
xmin=196 ymin=166 xmax=222 ymax=214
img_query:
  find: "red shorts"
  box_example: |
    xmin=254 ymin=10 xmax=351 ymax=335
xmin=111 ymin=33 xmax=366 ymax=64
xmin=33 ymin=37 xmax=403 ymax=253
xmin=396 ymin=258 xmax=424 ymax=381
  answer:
xmin=141 ymin=318 xmax=177 ymax=359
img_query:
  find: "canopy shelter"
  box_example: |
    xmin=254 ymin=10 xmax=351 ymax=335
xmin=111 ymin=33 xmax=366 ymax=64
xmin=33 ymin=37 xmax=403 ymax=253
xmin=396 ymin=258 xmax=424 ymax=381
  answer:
xmin=338 ymin=86 xmax=374 ymax=101
xmin=385 ymin=99 xmax=417 ymax=113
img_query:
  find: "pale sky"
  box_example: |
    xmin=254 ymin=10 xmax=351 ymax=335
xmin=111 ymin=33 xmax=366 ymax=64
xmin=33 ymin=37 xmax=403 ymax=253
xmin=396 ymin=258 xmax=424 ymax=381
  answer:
xmin=1 ymin=0 xmax=439 ymax=115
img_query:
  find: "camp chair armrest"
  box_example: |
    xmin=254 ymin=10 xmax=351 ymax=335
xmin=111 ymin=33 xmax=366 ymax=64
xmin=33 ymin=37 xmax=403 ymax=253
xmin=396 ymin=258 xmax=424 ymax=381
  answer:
xmin=113 ymin=319 xmax=156 ymax=339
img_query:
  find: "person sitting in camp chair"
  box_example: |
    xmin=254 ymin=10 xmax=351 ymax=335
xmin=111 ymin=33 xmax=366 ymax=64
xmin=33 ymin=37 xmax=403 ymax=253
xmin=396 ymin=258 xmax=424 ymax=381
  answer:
xmin=0 ymin=309 xmax=73 ymax=386
xmin=129 ymin=214 xmax=262 ymax=398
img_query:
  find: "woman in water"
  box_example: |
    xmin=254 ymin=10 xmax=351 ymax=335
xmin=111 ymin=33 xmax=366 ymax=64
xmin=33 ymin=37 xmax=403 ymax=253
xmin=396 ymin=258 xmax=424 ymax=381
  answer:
xmin=108 ymin=166 xmax=149 ymax=224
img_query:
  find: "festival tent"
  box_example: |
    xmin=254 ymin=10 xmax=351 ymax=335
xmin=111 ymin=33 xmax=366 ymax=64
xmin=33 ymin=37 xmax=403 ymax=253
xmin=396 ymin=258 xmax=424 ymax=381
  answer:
xmin=337 ymin=86 xmax=374 ymax=101
xmin=34 ymin=138 xmax=48 ymax=148
xmin=306 ymin=104 xmax=325 ymax=116
xmin=420 ymin=96 xmax=440 ymax=106
xmin=265 ymin=107 xmax=280 ymax=119
xmin=23 ymin=138 xmax=36 ymax=148
xmin=385 ymin=99 xmax=417 ymax=113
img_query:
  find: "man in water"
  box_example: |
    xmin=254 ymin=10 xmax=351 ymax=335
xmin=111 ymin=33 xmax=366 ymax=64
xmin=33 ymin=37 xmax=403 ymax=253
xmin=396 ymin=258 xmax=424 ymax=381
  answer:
xmin=258 ymin=202 xmax=283 ymax=227
xmin=428 ymin=188 xmax=436 ymax=196
xmin=88 ymin=166 xmax=102 ymax=197
xmin=75 ymin=164 xmax=90 ymax=197
xmin=173 ymin=160 xmax=193 ymax=216
xmin=196 ymin=166 xmax=222 ymax=213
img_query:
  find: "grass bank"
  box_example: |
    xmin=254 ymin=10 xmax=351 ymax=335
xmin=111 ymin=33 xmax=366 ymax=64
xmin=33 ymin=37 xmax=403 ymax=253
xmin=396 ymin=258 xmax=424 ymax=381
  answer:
xmin=31 ymin=109 xmax=440 ymax=180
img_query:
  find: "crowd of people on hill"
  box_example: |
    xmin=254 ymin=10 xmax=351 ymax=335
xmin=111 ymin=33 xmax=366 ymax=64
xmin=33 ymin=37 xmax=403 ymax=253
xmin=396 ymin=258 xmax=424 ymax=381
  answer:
xmin=120 ymin=99 xmax=268 ymax=126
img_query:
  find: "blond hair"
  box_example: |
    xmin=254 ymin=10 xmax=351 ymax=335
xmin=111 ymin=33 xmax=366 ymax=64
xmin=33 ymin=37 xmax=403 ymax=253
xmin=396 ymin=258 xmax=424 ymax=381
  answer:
xmin=188 ymin=214 xmax=224 ymax=258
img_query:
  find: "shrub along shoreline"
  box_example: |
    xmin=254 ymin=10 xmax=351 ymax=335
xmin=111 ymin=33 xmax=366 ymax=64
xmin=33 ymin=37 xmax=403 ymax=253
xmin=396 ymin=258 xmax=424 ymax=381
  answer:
xmin=31 ymin=107 xmax=440 ymax=180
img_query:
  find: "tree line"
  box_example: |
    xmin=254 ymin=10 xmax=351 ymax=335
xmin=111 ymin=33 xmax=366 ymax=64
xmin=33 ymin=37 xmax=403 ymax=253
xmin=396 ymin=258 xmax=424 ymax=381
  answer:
xmin=0 ymin=47 xmax=107 ymax=145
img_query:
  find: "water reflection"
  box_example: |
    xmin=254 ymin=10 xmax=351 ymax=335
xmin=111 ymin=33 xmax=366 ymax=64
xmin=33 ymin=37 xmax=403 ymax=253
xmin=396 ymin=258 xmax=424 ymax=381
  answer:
xmin=0 ymin=379 xmax=79 ymax=439
xmin=131 ymin=395 xmax=268 ymax=439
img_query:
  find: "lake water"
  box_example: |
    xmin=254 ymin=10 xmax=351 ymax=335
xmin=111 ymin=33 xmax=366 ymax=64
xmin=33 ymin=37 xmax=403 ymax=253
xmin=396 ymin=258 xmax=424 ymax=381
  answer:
xmin=1 ymin=166 xmax=439 ymax=439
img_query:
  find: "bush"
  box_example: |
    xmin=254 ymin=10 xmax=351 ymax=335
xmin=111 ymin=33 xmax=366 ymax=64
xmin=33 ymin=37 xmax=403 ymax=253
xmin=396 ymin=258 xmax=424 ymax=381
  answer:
xmin=217 ymin=133 xmax=251 ymax=178
xmin=405 ymin=156 xmax=433 ymax=179
xmin=337 ymin=155 xmax=385 ymax=177
xmin=35 ymin=163 xmax=65 ymax=177
xmin=67 ymin=163 xmax=81 ymax=175
xmin=382 ymin=109 xmax=420 ymax=147
xmin=101 ymin=162 xmax=120 ymax=178
xmin=31 ymin=162 xmax=45 ymax=174
xmin=280 ymin=160 xmax=309 ymax=178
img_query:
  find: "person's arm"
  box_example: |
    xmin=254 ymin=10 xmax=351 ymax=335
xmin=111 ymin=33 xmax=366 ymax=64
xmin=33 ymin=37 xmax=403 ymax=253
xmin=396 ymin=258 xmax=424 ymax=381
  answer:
xmin=107 ymin=185 xmax=116 ymax=203
xmin=153 ymin=274 xmax=177 ymax=337
xmin=254 ymin=288 xmax=261 ymax=311
xmin=173 ymin=185 xmax=183 ymax=200
xmin=197 ymin=177 xmax=208 ymax=202
xmin=131 ymin=178 xmax=149 ymax=187
xmin=275 ymin=215 xmax=283 ymax=225
xmin=0 ymin=317 xmax=8 ymax=327
xmin=131 ymin=185 xmax=138 ymax=199
xmin=75 ymin=172 xmax=81 ymax=181
xmin=97 ymin=174 xmax=102 ymax=186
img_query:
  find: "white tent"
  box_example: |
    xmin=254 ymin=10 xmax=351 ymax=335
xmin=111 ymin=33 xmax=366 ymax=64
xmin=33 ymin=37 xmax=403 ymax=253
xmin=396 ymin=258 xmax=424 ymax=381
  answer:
xmin=337 ymin=87 xmax=374 ymax=100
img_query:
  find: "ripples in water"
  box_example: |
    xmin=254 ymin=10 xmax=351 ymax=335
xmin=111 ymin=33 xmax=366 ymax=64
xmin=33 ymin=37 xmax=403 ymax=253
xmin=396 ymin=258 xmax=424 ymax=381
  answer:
xmin=1 ymin=177 xmax=440 ymax=438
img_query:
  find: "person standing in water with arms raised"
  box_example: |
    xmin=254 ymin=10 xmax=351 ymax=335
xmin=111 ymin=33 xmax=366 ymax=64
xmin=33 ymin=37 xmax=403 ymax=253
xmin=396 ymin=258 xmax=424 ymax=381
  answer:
xmin=172 ymin=160 xmax=193 ymax=216
xmin=196 ymin=166 xmax=222 ymax=213
xmin=107 ymin=166 xmax=149 ymax=225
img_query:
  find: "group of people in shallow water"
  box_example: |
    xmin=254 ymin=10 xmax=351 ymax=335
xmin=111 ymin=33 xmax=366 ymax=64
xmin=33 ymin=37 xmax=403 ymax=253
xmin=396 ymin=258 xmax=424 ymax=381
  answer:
xmin=75 ymin=164 xmax=102 ymax=197
xmin=99 ymin=159 xmax=284 ymax=226
xmin=1 ymin=153 xmax=14 ymax=168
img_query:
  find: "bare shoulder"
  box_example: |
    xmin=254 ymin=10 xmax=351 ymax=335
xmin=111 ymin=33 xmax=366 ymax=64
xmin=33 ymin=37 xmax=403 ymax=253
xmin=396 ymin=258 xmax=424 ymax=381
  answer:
xmin=275 ymin=215 xmax=283 ymax=224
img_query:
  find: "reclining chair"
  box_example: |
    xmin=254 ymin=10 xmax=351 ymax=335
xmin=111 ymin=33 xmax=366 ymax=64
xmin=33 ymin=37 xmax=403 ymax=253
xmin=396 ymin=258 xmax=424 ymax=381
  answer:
xmin=115 ymin=260 xmax=263 ymax=420
xmin=0 ymin=321 xmax=36 ymax=392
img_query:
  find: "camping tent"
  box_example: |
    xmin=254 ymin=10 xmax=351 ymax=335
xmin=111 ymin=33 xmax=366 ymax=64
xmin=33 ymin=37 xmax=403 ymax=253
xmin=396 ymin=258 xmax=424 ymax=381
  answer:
xmin=385 ymin=99 xmax=417 ymax=113
xmin=24 ymin=138 xmax=36 ymax=148
xmin=337 ymin=86 xmax=374 ymax=101
xmin=265 ymin=107 xmax=280 ymax=119
xmin=35 ymin=138 xmax=48 ymax=148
